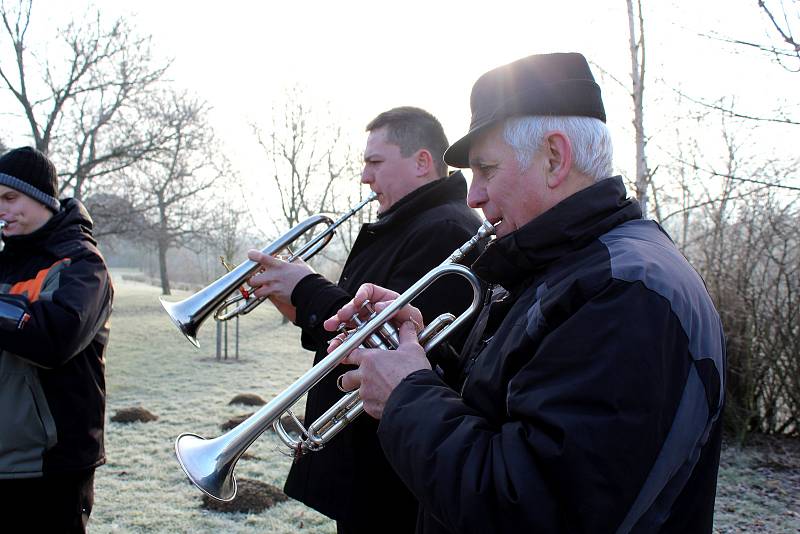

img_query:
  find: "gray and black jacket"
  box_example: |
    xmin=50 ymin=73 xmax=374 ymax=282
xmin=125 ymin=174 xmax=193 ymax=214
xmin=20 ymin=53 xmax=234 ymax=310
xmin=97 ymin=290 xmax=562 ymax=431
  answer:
xmin=378 ymin=177 xmax=726 ymax=533
xmin=0 ymin=199 xmax=112 ymax=478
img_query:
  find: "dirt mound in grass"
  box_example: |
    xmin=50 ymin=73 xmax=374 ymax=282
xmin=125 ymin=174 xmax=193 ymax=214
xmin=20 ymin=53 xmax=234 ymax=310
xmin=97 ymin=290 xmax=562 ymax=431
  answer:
xmin=201 ymin=478 xmax=288 ymax=513
xmin=220 ymin=413 xmax=304 ymax=432
xmin=110 ymin=407 xmax=158 ymax=423
xmin=221 ymin=413 xmax=253 ymax=431
xmin=228 ymin=393 xmax=266 ymax=406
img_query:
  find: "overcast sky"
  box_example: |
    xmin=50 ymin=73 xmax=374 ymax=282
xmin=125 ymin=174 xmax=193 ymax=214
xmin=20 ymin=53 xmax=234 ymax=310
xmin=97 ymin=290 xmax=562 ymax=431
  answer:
xmin=4 ymin=0 xmax=797 ymax=224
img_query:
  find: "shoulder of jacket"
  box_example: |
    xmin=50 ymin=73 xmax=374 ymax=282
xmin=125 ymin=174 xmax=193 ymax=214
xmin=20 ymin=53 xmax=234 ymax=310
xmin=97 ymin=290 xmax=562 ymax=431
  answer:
xmin=413 ymin=203 xmax=480 ymax=231
xmin=49 ymin=237 xmax=106 ymax=267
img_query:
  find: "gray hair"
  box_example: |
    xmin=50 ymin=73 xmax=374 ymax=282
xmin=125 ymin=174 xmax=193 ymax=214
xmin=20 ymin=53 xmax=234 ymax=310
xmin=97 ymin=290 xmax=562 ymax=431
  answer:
xmin=502 ymin=116 xmax=614 ymax=181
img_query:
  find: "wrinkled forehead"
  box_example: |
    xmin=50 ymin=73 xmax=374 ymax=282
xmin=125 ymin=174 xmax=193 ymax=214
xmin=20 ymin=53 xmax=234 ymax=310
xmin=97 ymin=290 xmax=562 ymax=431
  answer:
xmin=467 ymin=123 xmax=509 ymax=166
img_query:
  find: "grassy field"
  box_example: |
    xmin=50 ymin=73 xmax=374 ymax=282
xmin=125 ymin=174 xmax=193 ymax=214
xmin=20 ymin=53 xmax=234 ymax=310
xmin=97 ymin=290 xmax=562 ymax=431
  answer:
xmin=93 ymin=272 xmax=334 ymax=533
xmin=90 ymin=271 xmax=798 ymax=533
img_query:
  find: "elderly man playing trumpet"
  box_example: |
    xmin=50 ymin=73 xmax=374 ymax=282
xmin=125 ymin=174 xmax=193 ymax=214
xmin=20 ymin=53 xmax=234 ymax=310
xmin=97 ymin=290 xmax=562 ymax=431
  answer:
xmin=327 ymin=53 xmax=726 ymax=534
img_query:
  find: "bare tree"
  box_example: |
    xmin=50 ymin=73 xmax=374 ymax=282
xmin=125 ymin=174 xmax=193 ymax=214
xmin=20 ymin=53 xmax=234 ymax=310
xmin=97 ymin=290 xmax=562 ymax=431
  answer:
xmin=83 ymin=192 xmax=147 ymax=238
xmin=694 ymin=192 xmax=800 ymax=439
xmin=678 ymin=1 xmax=799 ymax=126
xmin=0 ymin=0 xmax=170 ymax=200
xmin=197 ymin=178 xmax=259 ymax=283
xmin=211 ymin=196 xmax=250 ymax=268
xmin=605 ymin=1 xmax=800 ymax=438
xmin=626 ymin=0 xmax=652 ymax=216
xmin=747 ymin=0 xmax=799 ymax=70
xmin=126 ymin=91 xmax=225 ymax=295
xmin=672 ymin=113 xmax=800 ymax=439
xmin=252 ymin=86 xmax=368 ymax=271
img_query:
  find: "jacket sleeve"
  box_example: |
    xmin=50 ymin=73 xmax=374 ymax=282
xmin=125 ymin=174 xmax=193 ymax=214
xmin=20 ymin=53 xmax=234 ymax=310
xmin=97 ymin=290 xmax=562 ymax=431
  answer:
xmin=0 ymin=251 xmax=112 ymax=369
xmin=293 ymin=273 xmax=352 ymax=351
xmin=377 ymin=281 xmax=712 ymax=533
xmin=293 ymin=220 xmax=481 ymax=360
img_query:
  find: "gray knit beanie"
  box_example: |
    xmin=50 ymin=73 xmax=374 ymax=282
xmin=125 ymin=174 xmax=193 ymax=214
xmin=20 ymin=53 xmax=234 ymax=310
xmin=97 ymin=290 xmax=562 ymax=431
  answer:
xmin=0 ymin=146 xmax=60 ymax=212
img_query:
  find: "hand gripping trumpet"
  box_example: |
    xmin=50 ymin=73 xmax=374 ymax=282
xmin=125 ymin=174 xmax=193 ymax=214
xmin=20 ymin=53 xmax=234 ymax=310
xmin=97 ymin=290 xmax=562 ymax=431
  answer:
xmin=159 ymin=193 xmax=376 ymax=347
xmin=174 ymin=220 xmax=495 ymax=501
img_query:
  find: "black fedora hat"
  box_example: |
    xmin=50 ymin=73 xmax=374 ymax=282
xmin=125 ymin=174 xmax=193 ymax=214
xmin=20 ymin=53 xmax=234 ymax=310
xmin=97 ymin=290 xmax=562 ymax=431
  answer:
xmin=444 ymin=52 xmax=606 ymax=168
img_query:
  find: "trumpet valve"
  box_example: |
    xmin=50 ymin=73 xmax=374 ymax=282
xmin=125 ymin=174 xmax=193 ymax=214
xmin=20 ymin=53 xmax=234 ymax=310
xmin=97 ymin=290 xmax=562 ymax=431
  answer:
xmin=348 ymin=301 xmax=397 ymax=350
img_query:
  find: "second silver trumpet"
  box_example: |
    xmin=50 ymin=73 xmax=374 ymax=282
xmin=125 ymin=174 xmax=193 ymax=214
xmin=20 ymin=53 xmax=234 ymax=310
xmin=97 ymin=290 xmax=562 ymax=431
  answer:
xmin=174 ymin=220 xmax=495 ymax=501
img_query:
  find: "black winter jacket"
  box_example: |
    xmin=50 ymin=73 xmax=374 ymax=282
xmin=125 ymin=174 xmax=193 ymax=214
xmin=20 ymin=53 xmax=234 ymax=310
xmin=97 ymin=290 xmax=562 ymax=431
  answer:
xmin=0 ymin=199 xmax=112 ymax=478
xmin=284 ymin=173 xmax=483 ymax=531
xmin=378 ymin=177 xmax=726 ymax=534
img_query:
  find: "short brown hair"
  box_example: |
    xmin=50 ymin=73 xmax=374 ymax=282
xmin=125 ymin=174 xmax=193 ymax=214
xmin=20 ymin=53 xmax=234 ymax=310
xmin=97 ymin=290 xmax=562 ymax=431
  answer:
xmin=366 ymin=107 xmax=449 ymax=177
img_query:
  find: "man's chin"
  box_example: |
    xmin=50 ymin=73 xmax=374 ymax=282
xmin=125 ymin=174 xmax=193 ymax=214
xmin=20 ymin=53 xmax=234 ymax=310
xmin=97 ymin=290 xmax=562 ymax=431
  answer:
xmin=494 ymin=222 xmax=516 ymax=239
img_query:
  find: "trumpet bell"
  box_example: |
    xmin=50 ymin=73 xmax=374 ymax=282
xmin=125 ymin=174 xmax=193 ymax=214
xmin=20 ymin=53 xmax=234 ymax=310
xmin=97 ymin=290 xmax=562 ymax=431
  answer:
xmin=159 ymin=298 xmax=201 ymax=348
xmin=160 ymin=193 xmax=377 ymax=348
xmin=175 ymin=433 xmax=238 ymax=501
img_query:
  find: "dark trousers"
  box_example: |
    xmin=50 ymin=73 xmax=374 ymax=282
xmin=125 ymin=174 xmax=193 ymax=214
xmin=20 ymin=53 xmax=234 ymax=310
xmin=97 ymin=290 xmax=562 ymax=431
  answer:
xmin=0 ymin=469 xmax=95 ymax=533
xmin=337 ymin=515 xmax=417 ymax=534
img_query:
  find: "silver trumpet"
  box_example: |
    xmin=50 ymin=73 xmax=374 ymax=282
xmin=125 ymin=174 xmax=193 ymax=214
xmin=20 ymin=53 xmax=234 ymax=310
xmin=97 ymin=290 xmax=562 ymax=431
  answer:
xmin=160 ymin=193 xmax=377 ymax=347
xmin=0 ymin=220 xmax=6 ymax=252
xmin=174 ymin=220 xmax=495 ymax=501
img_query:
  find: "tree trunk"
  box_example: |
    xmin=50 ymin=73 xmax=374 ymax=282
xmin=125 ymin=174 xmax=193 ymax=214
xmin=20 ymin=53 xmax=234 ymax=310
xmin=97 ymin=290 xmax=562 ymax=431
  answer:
xmin=158 ymin=239 xmax=171 ymax=295
xmin=627 ymin=0 xmax=650 ymax=217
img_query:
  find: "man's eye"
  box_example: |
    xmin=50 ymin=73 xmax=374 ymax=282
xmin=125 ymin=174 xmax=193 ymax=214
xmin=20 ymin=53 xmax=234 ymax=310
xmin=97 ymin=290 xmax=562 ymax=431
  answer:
xmin=480 ymin=165 xmax=496 ymax=177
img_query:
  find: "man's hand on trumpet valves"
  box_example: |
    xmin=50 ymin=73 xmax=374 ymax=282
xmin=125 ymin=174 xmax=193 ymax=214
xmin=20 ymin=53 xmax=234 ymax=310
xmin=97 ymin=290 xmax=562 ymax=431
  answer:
xmin=336 ymin=319 xmax=430 ymax=419
xmin=322 ymin=282 xmax=425 ymax=338
xmin=324 ymin=282 xmax=429 ymax=419
xmin=246 ymin=251 xmax=316 ymax=323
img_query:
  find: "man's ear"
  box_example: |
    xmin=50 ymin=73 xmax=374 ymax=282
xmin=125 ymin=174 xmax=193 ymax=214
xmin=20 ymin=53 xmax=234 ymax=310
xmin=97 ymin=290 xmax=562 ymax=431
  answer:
xmin=415 ymin=149 xmax=434 ymax=177
xmin=543 ymin=132 xmax=573 ymax=188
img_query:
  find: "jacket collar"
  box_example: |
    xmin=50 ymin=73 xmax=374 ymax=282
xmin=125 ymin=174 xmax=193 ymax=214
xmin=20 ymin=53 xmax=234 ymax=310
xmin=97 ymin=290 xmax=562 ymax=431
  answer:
xmin=367 ymin=172 xmax=468 ymax=233
xmin=473 ymin=176 xmax=641 ymax=287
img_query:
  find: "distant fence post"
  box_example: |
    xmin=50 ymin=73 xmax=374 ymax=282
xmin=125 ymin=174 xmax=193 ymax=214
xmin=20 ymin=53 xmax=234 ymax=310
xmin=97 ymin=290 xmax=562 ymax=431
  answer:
xmin=216 ymin=320 xmax=222 ymax=360
xmin=215 ymin=315 xmax=240 ymax=361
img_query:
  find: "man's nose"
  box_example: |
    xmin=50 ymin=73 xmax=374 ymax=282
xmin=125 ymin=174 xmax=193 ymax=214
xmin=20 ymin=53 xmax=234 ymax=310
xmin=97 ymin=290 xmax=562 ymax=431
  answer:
xmin=467 ymin=181 xmax=486 ymax=209
xmin=360 ymin=168 xmax=372 ymax=184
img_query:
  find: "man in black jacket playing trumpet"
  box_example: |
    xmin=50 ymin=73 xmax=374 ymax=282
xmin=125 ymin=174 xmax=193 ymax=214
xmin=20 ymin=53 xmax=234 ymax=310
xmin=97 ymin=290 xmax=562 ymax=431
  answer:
xmin=247 ymin=106 xmax=482 ymax=534
xmin=328 ymin=54 xmax=726 ymax=533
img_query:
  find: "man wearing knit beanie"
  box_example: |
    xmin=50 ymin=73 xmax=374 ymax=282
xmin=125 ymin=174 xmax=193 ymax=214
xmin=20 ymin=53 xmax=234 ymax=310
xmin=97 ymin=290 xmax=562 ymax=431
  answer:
xmin=0 ymin=146 xmax=112 ymax=533
xmin=0 ymin=146 xmax=60 ymax=238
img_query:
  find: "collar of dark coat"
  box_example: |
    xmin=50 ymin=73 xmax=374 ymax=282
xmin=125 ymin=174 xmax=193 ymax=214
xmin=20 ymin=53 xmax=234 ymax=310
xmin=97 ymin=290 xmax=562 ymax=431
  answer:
xmin=1 ymin=198 xmax=96 ymax=258
xmin=367 ymin=171 xmax=468 ymax=232
xmin=472 ymin=176 xmax=641 ymax=288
